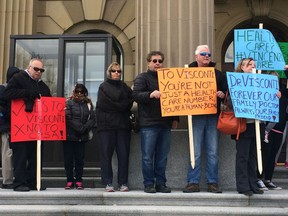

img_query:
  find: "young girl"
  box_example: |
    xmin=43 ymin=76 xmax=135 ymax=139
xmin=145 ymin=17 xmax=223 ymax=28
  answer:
xmin=64 ymin=83 xmax=95 ymax=190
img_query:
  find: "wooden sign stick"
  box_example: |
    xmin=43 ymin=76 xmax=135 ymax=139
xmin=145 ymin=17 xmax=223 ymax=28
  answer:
xmin=254 ymin=22 xmax=263 ymax=174
xmin=36 ymin=98 xmax=42 ymax=191
xmin=185 ymin=64 xmax=195 ymax=168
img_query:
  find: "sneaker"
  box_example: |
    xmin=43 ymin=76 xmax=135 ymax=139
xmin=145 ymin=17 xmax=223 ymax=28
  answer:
xmin=207 ymin=183 xmax=222 ymax=193
xmin=105 ymin=184 xmax=115 ymax=192
xmin=155 ymin=184 xmax=171 ymax=193
xmin=183 ymin=183 xmax=200 ymax=193
xmin=65 ymin=182 xmax=74 ymax=190
xmin=263 ymin=131 xmax=269 ymax=143
xmin=257 ymin=179 xmax=268 ymax=191
xmin=144 ymin=184 xmax=156 ymax=193
xmin=75 ymin=182 xmax=84 ymax=190
xmin=119 ymin=184 xmax=129 ymax=192
xmin=285 ymin=161 xmax=288 ymax=169
xmin=265 ymin=181 xmax=282 ymax=190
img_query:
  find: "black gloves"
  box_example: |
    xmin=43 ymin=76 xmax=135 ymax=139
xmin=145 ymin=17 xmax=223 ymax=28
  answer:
xmin=29 ymin=90 xmax=40 ymax=100
xmin=23 ymin=90 xmax=40 ymax=112
xmin=23 ymin=98 xmax=35 ymax=112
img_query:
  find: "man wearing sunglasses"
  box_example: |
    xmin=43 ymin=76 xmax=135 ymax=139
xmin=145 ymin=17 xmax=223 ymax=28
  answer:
xmin=132 ymin=51 xmax=179 ymax=193
xmin=4 ymin=58 xmax=51 ymax=191
xmin=183 ymin=45 xmax=227 ymax=194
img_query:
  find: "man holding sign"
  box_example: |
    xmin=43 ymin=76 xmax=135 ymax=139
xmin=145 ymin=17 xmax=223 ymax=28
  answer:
xmin=4 ymin=58 xmax=51 ymax=191
xmin=183 ymin=45 xmax=227 ymax=193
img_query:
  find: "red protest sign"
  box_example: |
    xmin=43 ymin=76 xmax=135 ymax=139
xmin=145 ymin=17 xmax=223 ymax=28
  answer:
xmin=11 ymin=97 xmax=66 ymax=142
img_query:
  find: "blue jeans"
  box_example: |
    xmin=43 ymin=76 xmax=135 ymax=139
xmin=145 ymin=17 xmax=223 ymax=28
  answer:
xmin=140 ymin=126 xmax=171 ymax=186
xmin=187 ymin=115 xmax=219 ymax=184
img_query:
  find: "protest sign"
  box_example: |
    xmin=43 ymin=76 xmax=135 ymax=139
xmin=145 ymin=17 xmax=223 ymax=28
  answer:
xmin=277 ymin=42 xmax=288 ymax=78
xmin=157 ymin=67 xmax=217 ymax=116
xmin=11 ymin=97 xmax=66 ymax=142
xmin=234 ymin=29 xmax=285 ymax=70
xmin=226 ymin=72 xmax=279 ymax=122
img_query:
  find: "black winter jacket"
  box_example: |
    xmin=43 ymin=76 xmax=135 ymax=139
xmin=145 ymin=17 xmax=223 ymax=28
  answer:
xmin=3 ymin=70 xmax=51 ymax=134
xmin=132 ymin=70 xmax=179 ymax=128
xmin=96 ymin=78 xmax=133 ymax=131
xmin=4 ymin=70 xmax=51 ymax=100
xmin=189 ymin=61 xmax=228 ymax=114
xmin=66 ymin=99 xmax=96 ymax=141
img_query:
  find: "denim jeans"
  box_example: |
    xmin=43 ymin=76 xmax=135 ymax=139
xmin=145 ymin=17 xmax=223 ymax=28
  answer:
xmin=187 ymin=114 xmax=219 ymax=184
xmin=141 ymin=126 xmax=171 ymax=186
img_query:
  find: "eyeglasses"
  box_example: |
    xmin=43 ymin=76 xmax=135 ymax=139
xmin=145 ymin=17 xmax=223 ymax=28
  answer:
xmin=110 ymin=69 xmax=122 ymax=73
xmin=30 ymin=66 xmax=45 ymax=73
xmin=199 ymin=52 xmax=211 ymax=57
xmin=150 ymin=59 xmax=163 ymax=64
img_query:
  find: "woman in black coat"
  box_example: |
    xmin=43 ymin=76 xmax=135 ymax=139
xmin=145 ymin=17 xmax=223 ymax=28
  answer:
xmin=96 ymin=62 xmax=133 ymax=192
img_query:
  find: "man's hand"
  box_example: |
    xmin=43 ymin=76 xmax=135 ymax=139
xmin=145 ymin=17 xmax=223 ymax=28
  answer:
xmin=150 ymin=90 xmax=161 ymax=99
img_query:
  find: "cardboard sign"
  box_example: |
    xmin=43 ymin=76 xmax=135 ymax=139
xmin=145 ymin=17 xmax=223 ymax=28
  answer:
xmin=226 ymin=72 xmax=279 ymax=122
xmin=157 ymin=67 xmax=217 ymax=116
xmin=11 ymin=97 xmax=66 ymax=142
xmin=234 ymin=29 xmax=285 ymax=70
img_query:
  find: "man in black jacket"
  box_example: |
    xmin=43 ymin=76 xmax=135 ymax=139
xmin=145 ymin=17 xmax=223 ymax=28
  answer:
xmin=0 ymin=66 xmax=20 ymax=189
xmin=132 ymin=51 xmax=179 ymax=193
xmin=4 ymin=58 xmax=51 ymax=191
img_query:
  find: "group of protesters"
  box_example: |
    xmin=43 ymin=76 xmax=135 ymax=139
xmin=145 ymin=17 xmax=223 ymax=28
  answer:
xmin=0 ymin=47 xmax=287 ymax=196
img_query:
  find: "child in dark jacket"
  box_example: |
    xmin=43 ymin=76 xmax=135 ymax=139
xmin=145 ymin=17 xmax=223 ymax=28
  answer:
xmin=64 ymin=83 xmax=95 ymax=190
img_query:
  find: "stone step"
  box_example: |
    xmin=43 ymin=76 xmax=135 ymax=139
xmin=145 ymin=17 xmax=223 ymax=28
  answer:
xmin=0 ymin=205 xmax=287 ymax=216
xmin=0 ymin=189 xmax=288 ymax=215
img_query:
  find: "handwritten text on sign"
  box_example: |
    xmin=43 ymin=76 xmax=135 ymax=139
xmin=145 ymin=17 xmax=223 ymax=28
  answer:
xmin=226 ymin=72 xmax=279 ymax=122
xmin=157 ymin=67 xmax=217 ymax=116
xmin=234 ymin=29 xmax=285 ymax=70
xmin=11 ymin=97 xmax=66 ymax=142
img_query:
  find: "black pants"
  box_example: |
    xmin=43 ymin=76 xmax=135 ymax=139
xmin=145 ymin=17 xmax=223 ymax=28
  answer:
xmin=63 ymin=140 xmax=86 ymax=182
xmin=11 ymin=141 xmax=37 ymax=188
xmin=258 ymin=130 xmax=283 ymax=181
xmin=98 ymin=129 xmax=131 ymax=186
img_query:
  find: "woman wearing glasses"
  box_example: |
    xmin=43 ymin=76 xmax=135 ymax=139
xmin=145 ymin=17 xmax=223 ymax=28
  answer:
xmin=64 ymin=83 xmax=95 ymax=190
xmin=96 ymin=62 xmax=133 ymax=192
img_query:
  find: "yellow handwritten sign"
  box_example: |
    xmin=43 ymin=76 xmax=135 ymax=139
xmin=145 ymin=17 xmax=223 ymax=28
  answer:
xmin=157 ymin=67 xmax=217 ymax=116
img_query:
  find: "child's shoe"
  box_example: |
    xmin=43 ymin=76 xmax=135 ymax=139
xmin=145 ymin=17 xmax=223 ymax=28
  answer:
xmin=65 ymin=182 xmax=74 ymax=190
xmin=75 ymin=181 xmax=84 ymax=190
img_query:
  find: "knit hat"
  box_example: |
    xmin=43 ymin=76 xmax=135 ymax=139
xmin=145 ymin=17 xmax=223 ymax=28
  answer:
xmin=6 ymin=66 xmax=20 ymax=83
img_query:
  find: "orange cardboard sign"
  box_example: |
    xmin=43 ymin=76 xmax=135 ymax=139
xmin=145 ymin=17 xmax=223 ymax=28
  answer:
xmin=11 ymin=97 xmax=66 ymax=142
xmin=157 ymin=67 xmax=217 ymax=116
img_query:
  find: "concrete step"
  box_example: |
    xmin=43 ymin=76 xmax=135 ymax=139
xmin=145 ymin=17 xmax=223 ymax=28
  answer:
xmin=0 ymin=205 xmax=287 ymax=216
xmin=0 ymin=189 xmax=288 ymax=215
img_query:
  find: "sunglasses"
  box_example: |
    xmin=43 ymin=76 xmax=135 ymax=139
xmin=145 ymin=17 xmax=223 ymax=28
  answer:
xmin=110 ymin=69 xmax=122 ymax=73
xmin=199 ymin=52 xmax=211 ymax=57
xmin=31 ymin=66 xmax=45 ymax=73
xmin=150 ymin=59 xmax=163 ymax=64
xmin=75 ymin=89 xmax=84 ymax=94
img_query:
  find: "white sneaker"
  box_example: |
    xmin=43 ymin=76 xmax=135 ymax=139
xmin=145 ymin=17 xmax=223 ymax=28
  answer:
xmin=105 ymin=184 xmax=114 ymax=192
xmin=119 ymin=184 xmax=129 ymax=192
xmin=257 ymin=179 xmax=268 ymax=191
xmin=265 ymin=181 xmax=282 ymax=190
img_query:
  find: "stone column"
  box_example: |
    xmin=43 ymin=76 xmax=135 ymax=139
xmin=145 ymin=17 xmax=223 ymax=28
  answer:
xmin=0 ymin=0 xmax=33 ymax=82
xmin=135 ymin=0 xmax=214 ymax=73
